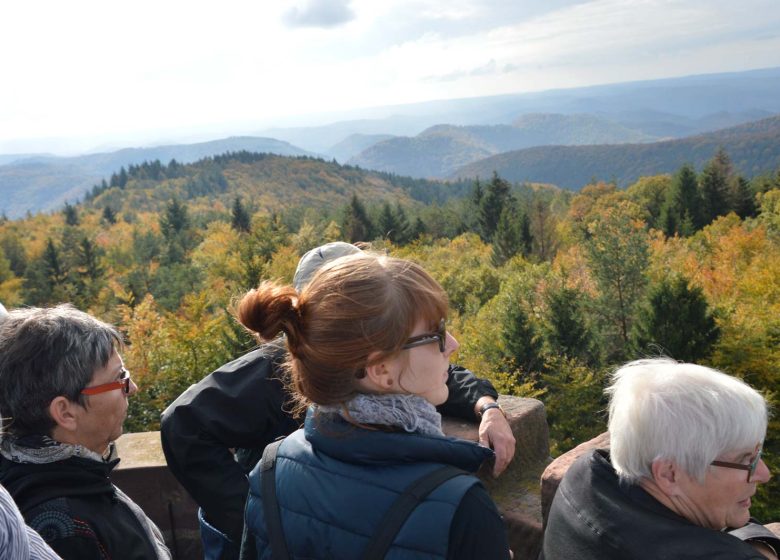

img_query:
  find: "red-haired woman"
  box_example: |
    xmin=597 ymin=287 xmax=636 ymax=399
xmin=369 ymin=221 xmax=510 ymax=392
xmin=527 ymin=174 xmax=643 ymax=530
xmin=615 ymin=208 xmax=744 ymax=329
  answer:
xmin=239 ymin=252 xmax=510 ymax=560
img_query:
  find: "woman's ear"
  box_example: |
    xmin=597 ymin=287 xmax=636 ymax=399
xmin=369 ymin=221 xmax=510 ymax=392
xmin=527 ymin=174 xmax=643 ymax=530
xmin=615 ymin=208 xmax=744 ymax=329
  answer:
xmin=362 ymin=357 xmax=397 ymax=392
xmin=651 ymin=458 xmax=681 ymax=495
xmin=48 ymin=395 xmax=80 ymax=433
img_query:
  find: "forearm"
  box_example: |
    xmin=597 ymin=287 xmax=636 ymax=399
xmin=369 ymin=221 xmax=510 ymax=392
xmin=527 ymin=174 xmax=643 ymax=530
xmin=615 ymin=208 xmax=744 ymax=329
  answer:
xmin=439 ymin=365 xmax=498 ymax=421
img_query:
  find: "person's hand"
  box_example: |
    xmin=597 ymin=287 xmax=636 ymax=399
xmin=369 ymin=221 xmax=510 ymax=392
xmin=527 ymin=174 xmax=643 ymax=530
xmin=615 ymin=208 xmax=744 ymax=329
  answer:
xmin=478 ymin=405 xmax=516 ymax=476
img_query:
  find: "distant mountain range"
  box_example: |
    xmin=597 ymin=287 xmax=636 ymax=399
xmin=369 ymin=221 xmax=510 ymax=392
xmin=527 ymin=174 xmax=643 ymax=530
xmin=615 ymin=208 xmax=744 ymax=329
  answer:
xmin=0 ymin=137 xmax=311 ymax=218
xmin=3 ymin=66 xmax=780 ymax=217
xmin=452 ymin=115 xmax=780 ymax=189
xmin=348 ymin=113 xmax=656 ymax=178
xmin=260 ymin=66 xmax=780 ymax=156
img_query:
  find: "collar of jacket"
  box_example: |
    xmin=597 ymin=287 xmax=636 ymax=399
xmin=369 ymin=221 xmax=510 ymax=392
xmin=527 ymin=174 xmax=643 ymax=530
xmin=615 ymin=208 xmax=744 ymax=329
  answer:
xmin=0 ymin=452 xmax=119 ymax=512
xmin=303 ymin=408 xmax=493 ymax=472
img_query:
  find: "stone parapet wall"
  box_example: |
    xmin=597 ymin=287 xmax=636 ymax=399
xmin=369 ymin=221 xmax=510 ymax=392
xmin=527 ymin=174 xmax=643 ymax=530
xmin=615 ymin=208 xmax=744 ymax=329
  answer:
xmin=113 ymin=395 xmax=551 ymax=559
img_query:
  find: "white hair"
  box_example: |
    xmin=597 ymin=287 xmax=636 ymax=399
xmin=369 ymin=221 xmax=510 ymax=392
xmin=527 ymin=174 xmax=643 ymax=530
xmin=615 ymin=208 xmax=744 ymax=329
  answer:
xmin=607 ymin=358 xmax=768 ymax=483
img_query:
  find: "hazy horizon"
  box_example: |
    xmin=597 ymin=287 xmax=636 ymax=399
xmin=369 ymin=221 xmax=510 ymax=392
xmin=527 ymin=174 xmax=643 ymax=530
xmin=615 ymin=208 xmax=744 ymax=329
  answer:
xmin=3 ymin=0 xmax=780 ymax=155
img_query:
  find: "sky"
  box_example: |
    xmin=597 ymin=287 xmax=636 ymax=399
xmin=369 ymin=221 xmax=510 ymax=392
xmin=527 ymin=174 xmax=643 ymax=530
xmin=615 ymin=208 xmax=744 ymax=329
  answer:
xmin=2 ymin=0 xmax=780 ymax=154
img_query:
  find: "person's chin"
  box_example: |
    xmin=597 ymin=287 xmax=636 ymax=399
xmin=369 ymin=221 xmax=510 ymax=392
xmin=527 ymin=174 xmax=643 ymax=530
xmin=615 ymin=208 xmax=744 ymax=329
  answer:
xmin=728 ymin=508 xmax=751 ymax=529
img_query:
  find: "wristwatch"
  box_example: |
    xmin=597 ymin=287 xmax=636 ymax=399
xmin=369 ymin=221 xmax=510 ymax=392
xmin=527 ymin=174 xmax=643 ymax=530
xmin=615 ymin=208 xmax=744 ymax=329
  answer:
xmin=478 ymin=401 xmax=505 ymax=417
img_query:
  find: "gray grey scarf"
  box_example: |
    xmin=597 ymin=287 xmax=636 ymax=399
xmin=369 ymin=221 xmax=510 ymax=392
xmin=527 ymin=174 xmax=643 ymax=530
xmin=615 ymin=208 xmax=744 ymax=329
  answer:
xmin=319 ymin=393 xmax=444 ymax=437
xmin=0 ymin=434 xmax=110 ymax=464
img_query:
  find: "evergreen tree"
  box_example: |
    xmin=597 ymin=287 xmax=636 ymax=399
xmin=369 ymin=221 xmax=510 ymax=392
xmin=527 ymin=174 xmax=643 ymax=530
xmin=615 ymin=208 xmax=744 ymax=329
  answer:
xmin=410 ymin=217 xmax=427 ymax=240
xmin=377 ymin=202 xmax=401 ymax=241
xmin=501 ymin=300 xmax=542 ymax=376
xmin=77 ymin=237 xmax=104 ymax=282
xmin=584 ymin=203 xmax=649 ymax=359
xmin=160 ymin=198 xmax=190 ymax=239
xmin=491 ymin=205 xmax=522 ymax=267
xmin=729 ymin=176 xmax=757 ymax=219
xmin=342 ymin=194 xmax=374 ymax=243
xmin=231 ymin=197 xmax=252 ymax=233
xmin=659 ymin=164 xmax=701 ymax=236
xmin=102 ymin=205 xmax=117 ymax=225
xmin=630 ymin=275 xmax=720 ymax=362
xmin=73 ymin=237 xmax=105 ymax=305
xmin=543 ymin=286 xmax=595 ymax=365
xmin=699 ymin=148 xmax=732 ymax=225
xmin=0 ymin=233 xmax=27 ymax=276
xmin=118 ymin=167 xmax=128 ymax=188
xmin=63 ymin=203 xmax=79 ymax=226
xmin=393 ymin=203 xmax=411 ymax=244
xmin=478 ymin=173 xmax=511 ymax=242
xmin=25 ymin=238 xmax=69 ymax=304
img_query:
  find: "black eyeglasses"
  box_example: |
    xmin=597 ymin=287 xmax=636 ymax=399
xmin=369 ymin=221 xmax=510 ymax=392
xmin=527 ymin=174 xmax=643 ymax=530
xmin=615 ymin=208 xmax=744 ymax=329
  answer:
xmin=711 ymin=445 xmax=763 ymax=482
xmin=402 ymin=319 xmax=447 ymax=353
xmin=81 ymin=367 xmax=132 ymax=396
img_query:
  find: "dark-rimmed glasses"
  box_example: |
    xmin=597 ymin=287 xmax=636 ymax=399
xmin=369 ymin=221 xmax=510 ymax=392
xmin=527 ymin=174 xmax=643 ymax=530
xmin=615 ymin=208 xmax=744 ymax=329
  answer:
xmin=81 ymin=367 xmax=132 ymax=396
xmin=402 ymin=319 xmax=446 ymax=353
xmin=711 ymin=445 xmax=763 ymax=482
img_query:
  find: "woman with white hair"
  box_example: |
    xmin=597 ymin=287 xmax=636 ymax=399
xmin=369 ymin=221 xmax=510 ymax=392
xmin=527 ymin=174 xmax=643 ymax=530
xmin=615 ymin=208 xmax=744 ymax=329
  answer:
xmin=541 ymin=358 xmax=778 ymax=559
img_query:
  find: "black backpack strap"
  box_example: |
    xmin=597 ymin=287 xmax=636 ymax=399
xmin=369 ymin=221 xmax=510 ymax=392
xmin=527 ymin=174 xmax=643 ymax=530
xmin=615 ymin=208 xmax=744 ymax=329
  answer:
xmin=362 ymin=465 xmax=468 ymax=560
xmin=259 ymin=438 xmax=290 ymax=560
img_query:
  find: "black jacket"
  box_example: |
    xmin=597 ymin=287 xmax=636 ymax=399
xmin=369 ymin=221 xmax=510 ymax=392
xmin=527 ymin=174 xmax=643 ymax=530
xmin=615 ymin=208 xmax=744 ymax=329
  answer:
xmin=541 ymin=449 xmax=780 ymax=560
xmin=160 ymin=341 xmax=498 ymax=543
xmin=0 ymin=453 xmax=170 ymax=560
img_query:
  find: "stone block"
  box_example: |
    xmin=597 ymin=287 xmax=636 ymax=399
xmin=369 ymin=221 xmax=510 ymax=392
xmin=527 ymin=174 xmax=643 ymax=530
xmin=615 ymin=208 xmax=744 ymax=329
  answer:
xmin=113 ymin=432 xmax=200 ymax=559
xmin=540 ymin=431 xmax=609 ymax=526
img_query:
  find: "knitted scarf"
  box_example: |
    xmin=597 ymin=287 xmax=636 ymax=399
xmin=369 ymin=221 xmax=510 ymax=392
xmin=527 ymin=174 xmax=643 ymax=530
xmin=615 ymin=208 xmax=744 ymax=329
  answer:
xmin=0 ymin=434 xmax=113 ymax=464
xmin=319 ymin=393 xmax=444 ymax=437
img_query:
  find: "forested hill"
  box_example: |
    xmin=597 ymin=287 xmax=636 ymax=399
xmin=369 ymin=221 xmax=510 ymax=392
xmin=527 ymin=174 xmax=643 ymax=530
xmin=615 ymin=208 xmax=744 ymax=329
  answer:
xmin=83 ymin=152 xmax=472 ymax=217
xmin=348 ymin=113 xmax=656 ymax=179
xmin=0 ymin=137 xmax=313 ymax=219
xmin=452 ymin=115 xmax=780 ymax=189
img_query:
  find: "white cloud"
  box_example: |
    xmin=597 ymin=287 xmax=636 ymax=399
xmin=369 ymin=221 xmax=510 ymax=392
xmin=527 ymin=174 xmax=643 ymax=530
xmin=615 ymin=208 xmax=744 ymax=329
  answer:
xmin=282 ymin=0 xmax=356 ymax=28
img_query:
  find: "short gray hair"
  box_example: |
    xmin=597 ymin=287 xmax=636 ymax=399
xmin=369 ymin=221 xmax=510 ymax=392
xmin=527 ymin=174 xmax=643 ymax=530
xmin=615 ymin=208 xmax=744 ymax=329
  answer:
xmin=608 ymin=358 xmax=768 ymax=483
xmin=0 ymin=304 xmax=122 ymax=437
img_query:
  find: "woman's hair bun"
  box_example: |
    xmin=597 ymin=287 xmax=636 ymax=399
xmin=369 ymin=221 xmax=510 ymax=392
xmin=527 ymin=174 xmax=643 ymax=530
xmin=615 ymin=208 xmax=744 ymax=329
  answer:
xmin=236 ymin=281 xmax=300 ymax=341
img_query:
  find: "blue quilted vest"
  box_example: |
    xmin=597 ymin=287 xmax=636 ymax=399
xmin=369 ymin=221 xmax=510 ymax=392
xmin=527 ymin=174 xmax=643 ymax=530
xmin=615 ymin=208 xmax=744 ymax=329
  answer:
xmin=245 ymin=410 xmax=493 ymax=559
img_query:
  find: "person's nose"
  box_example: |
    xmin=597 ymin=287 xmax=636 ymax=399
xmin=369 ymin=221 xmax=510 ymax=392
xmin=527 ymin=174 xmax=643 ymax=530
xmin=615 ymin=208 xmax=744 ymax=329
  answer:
xmin=753 ymin=458 xmax=771 ymax=484
xmin=444 ymin=332 xmax=459 ymax=357
xmin=127 ymin=378 xmax=139 ymax=396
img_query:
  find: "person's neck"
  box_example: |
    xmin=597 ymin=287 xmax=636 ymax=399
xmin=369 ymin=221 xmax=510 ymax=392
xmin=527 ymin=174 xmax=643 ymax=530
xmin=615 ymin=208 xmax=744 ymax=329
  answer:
xmin=638 ymin=478 xmax=716 ymax=529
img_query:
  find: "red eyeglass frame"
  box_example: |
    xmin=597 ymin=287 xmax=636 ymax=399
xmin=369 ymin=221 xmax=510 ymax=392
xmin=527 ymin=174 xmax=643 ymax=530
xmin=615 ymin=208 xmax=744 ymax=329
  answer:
xmin=80 ymin=368 xmax=132 ymax=396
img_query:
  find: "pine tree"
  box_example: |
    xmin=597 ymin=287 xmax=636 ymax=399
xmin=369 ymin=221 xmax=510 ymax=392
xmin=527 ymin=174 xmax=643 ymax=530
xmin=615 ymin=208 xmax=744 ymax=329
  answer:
xmin=377 ymin=202 xmax=400 ymax=241
xmin=630 ymin=275 xmax=720 ymax=362
xmin=729 ymin=176 xmax=757 ymax=219
xmin=660 ymin=164 xmax=701 ymax=236
xmin=118 ymin=167 xmax=129 ymax=188
xmin=160 ymin=198 xmax=190 ymax=239
xmin=0 ymin=233 xmax=27 ymax=276
xmin=342 ymin=194 xmax=374 ymax=243
xmin=584 ymin=203 xmax=649 ymax=359
xmin=231 ymin=197 xmax=252 ymax=233
xmin=102 ymin=205 xmax=117 ymax=225
xmin=491 ymin=205 xmax=522 ymax=267
xmin=699 ymin=148 xmax=732 ymax=225
xmin=478 ymin=173 xmax=511 ymax=242
xmin=543 ymin=286 xmax=595 ymax=365
xmin=393 ymin=203 xmax=411 ymax=244
xmin=501 ymin=299 xmax=542 ymax=376
xmin=63 ymin=203 xmax=79 ymax=226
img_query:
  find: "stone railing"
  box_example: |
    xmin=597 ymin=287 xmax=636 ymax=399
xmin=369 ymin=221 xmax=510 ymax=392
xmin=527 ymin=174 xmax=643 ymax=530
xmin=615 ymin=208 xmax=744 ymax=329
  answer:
xmin=113 ymin=395 xmax=551 ymax=559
